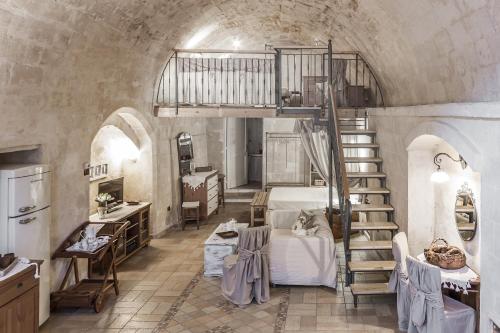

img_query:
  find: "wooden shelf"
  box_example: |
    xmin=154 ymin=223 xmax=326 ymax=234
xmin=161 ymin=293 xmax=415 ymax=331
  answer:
xmin=126 ymin=235 xmax=139 ymax=244
xmin=88 ymin=203 xmax=151 ymax=274
xmin=126 ymin=223 xmax=138 ymax=230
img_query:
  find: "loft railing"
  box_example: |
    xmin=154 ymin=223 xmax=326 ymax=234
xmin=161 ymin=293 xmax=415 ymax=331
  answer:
xmin=155 ymin=49 xmax=276 ymax=109
xmin=275 ymin=48 xmax=384 ymax=114
xmin=154 ymin=48 xmax=384 ymax=113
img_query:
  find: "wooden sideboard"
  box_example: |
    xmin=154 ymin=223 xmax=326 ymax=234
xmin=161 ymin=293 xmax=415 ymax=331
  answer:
xmin=0 ymin=265 xmax=39 ymax=333
xmin=89 ymin=202 xmax=151 ymax=269
xmin=183 ymin=170 xmax=219 ymax=220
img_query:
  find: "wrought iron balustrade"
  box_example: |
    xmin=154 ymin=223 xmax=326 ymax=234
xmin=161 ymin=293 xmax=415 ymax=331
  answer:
xmin=155 ymin=48 xmax=384 ymax=113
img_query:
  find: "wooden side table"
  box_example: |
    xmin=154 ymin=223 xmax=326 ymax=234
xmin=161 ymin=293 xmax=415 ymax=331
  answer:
xmin=250 ymin=192 xmax=269 ymax=227
xmin=50 ymin=222 xmax=128 ymax=313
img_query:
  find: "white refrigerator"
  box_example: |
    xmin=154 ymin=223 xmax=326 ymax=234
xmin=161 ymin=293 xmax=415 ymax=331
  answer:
xmin=0 ymin=164 xmax=51 ymax=325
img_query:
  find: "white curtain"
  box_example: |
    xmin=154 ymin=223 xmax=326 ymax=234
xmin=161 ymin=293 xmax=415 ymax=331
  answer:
xmin=294 ymin=119 xmax=336 ymax=187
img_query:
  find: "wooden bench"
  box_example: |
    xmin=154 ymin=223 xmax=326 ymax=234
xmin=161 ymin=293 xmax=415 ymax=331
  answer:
xmin=250 ymin=192 xmax=269 ymax=227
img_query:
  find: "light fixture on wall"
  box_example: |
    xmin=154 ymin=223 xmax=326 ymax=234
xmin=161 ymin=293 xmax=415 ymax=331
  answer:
xmin=430 ymin=152 xmax=467 ymax=183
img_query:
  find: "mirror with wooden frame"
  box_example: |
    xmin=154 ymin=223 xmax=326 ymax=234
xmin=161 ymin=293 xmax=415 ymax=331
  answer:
xmin=177 ymin=132 xmax=194 ymax=176
xmin=455 ymin=183 xmax=477 ymax=241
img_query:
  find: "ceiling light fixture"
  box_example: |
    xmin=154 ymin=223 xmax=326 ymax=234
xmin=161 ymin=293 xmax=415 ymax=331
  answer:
xmin=232 ymin=39 xmax=241 ymax=49
xmin=430 ymin=152 xmax=467 ymax=183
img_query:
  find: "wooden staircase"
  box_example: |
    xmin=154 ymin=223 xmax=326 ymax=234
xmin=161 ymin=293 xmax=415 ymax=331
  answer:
xmin=340 ymin=124 xmax=398 ymax=307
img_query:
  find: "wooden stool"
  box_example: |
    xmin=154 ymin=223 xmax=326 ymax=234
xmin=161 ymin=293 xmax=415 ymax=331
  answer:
xmin=182 ymin=201 xmax=200 ymax=230
xmin=218 ymin=174 xmax=225 ymax=208
xmin=250 ymin=192 xmax=269 ymax=227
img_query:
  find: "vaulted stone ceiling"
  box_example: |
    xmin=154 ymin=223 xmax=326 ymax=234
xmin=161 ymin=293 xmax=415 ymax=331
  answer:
xmin=1 ymin=0 xmax=499 ymax=109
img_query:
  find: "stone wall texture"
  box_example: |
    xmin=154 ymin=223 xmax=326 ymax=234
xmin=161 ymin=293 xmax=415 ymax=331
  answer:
xmin=1 ymin=1 xmax=500 ymax=330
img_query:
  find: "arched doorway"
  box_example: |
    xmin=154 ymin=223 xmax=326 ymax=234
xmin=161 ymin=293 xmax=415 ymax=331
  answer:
xmin=89 ymin=108 xmax=154 ymax=224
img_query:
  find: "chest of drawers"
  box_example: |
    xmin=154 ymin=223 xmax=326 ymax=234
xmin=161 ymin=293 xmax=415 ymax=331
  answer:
xmin=183 ymin=170 xmax=219 ymax=219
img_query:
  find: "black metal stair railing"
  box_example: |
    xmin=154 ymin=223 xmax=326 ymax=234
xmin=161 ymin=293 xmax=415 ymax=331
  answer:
xmin=325 ymin=39 xmax=354 ymax=287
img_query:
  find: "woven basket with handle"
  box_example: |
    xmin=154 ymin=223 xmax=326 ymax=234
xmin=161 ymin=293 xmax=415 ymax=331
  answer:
xmin=424 ymin=238 xmax=466 ymax=270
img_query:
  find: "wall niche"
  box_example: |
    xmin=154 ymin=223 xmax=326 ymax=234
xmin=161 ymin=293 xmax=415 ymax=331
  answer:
xmin=407 ymin=134 xmax=480 ymax=272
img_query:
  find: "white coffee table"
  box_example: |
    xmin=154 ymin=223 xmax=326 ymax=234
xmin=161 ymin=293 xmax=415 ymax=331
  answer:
xmin=204 ymin=222 xmax=249 ymax=277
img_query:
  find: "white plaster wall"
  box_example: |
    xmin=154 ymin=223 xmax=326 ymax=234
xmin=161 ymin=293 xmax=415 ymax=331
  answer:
xmin=407 ymin=135 xmax=481 ymax=271
xmin=154 ymin=117 xmax=210 ymax=233
xmin=369 ymin=103 xmax=500 ymax=332
xmin=206 ymin=118 xmax=225 ymax=174
xmin=407 ymin=147 xmax=435 ymax=256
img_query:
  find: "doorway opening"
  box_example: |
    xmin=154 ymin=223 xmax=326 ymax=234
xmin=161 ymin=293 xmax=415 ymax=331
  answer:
xmin=224 ymin=118 xmax=263 ymax=201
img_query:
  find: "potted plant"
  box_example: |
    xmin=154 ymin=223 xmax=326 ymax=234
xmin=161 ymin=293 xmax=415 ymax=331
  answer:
xmin=95 ymin=193 xmax=113 ymax=219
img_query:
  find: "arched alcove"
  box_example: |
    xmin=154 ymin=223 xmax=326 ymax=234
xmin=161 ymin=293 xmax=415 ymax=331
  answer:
xmin=407 ymin=134 xmax=481 ymax=272
xmin=89 ymin=108 xmax=154 ymax=225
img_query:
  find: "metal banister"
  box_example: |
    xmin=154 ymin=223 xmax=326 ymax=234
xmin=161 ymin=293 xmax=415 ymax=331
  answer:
xmin=326 ymin=39 xmax=353 ymax=286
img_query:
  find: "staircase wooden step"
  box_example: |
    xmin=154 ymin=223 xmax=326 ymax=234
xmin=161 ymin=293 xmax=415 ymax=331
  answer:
xmin=349 ymin=187 xmax=390 ymax=195
xmin=344 ymin=157 xmax=383 ymax=164
xmin=351 ymin=283 xmax=393 ymax=296
xmin=347 ymin=172 xmax=386 ymax=179
xmin=341 ymin=129 xmax=376 ymax=135
xmin=348 ymin=261 xmax=396 ymax=272
xmin=343 ymin=143 xmax=379 ymax=149
xmin=351 ymin=222 xmax=399 ymax=231
xmin=350 ymin=240 xmax=392 ymax=251
xmin=352 ymin=204 xmax=394 ymax=212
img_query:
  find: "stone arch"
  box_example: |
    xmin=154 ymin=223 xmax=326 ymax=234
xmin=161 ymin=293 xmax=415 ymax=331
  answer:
xmin=89 ymin=107 xmax=156 ymax=228
xmin=405 ymin=120 xmax=482 ymax=171
xmin=406 ymin=130 xmax=481 ymax=272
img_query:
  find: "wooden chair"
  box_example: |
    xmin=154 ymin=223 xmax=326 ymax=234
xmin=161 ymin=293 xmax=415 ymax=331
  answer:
xmin=250 ymin=192 xmax=269 ymax=227
xmin=182 ymin=201 xmax=200 ymax=230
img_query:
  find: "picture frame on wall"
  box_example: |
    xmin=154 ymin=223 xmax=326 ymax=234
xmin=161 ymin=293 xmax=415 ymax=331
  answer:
xmin=95 ymin=165 xmax=101 ymax=177
xmin=89 ymin=163 xmax=108 ymax=182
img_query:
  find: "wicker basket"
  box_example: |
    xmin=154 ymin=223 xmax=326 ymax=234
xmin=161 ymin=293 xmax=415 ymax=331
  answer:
xmin=424 ymin=238 xmax=466 ymax=270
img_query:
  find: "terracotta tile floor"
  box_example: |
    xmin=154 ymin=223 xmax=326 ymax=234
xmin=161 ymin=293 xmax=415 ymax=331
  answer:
xmin=41 ymin=203 xmax=398 ymax=333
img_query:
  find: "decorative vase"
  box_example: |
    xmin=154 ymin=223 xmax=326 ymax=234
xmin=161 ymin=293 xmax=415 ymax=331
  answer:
xmin=97 ymin=202 xmax=107 ymax=219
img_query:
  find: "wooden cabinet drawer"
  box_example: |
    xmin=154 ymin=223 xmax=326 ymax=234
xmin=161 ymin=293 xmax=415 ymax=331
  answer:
xmin=0 ymin=286 xmax=38 ymax=333
xmin=0 ymin=266 xmax=39 ymax=333
xmin=207 ymin=184 xmax=218 ymax=201
xmin=207 ymin=196 xmax=218 ymax=216
xmin=0 ymin=268 xmax=37 ymax=308
xmin=207 ymin=175 xmax=218 ymax=190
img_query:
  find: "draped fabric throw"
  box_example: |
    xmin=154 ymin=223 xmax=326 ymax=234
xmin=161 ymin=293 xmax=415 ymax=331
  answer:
xmin=294 ymin=120 xmax=335 ymax=187
xmin=221 ymin=226 xmax=271 ymax=306
xmin=407 ymin=256 xmax=445 ymax=333
xmin=388 ymin=232 xmax=411 ymax=331
xmin=406 ymin=256 xmax=476 ymax=333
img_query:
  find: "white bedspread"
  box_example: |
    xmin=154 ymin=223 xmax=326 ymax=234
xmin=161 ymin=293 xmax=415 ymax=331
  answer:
xmin=268 ymin=187 xmax=339 ymax=210
xmin=268 ymin=210 xmax=337 ymax=288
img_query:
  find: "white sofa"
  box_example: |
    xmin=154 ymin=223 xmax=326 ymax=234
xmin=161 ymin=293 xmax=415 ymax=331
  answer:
xmin=267 ymin=209 xmax=337 ymax=288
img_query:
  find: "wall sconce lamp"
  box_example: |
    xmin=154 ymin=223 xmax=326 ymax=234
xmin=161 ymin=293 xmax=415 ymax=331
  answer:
xmin=430 ymin=153 xmax=467 ymax=183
